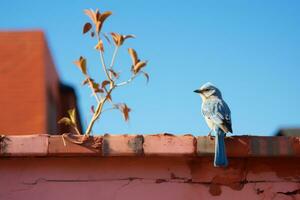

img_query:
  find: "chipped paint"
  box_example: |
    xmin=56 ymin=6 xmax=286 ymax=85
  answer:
xmin=0 ymin=156 xmax=299 ymax=199
xmin=1 ymin=135 xmax=300 ymax=199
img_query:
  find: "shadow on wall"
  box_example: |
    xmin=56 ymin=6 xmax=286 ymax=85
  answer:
xmin=276 ymin=128 xmax=300 ymax=136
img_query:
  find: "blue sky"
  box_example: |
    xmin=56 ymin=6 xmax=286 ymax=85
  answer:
xmin=1 ymin=0 xmax=300 ymax=136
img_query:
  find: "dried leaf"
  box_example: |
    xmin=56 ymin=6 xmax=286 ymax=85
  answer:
xmin=142 ymin=71 xmax=150 ymax=83
xmin=83 ymin=22 xmax=92 ymax=34
xmin=110 ymin=33 xmax=134 ymax=46
xmin=58 ymin=117 xmax=72 ymax=126
xmin=95 ymin=40 xmax=104 ymax=52
xmin=101 ymin=80 xmax=110 ymax=88
xmin=93 ymin=11 xmax=112 ymax=33
xmin=102 ymin=33 xmax=111 ymax=44
xmin=91 ymin=105 xmax=95 ymax=114
xmin=124 ymin=34 xmax=135 ymax=39
xmin=74 ymin=56 xmax=87 ymax=75
xmin=95 ymin=9 xmax=101 ymax=21
xmin=117 ymin=104 xmax=131 ymax=122
xmin=123 ymin=105 xmax=131 ymax=121
xmin=91 ymin=31 xmax=95 ymax=37
xmin=68 ymin=108 xmax=77 ymax=125
xmin=99 ymin=11 xmax=112 ymax=22
xmin=95 ymin=88 xmax=104 ymax=93
xmin=95 ymin=21 xmax=102 ymax=33
xmin=128 ymin=48 xmax=139 ymax=65
xmin=108 ymin=69 xmax=119 ymax=79
xmin=133 ymin=61 xmax=147 ymax=74
xmin=82 ymin=78 xmax=90 ymax=85
xmin=110 ymin=32 xmax=121 ymax=46
xmin=106 ymin=93 xmax=112 ymax=101
xmin=91 ymin=82 xmax=104 ymax=93
xmin=122 ymin=34 xmax=135 ymax=44
xmin=84 ymin=9 xmax=97 ymax=24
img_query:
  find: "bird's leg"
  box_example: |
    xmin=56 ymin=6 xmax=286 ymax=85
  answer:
xmin=208 ymin=130 xmax=213 ymax=140
xmin=208 ymin=130 xmax=212 ymax=136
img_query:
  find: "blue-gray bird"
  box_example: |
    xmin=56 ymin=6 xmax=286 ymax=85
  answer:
xmin=194 ymin=82 xmax=232 ymax=167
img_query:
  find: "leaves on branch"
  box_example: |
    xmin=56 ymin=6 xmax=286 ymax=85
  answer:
xmin=108 ymin=69 xmax=119 ymax=79
xmin=95 ymin=21 xmax=101 ymax=34
xmin=82 ymin=77 xmax=90 ymax=85
xmin=68 ymin=108 xmax=77 ymax=125
xmin=84 ymin=9 xmax=97 ymax=24
xmin=86 ymin=78 xmax=103 ymax=93
xmin=95 ymin=40 xmax=104 ymax=52
xmin=91 ymin=105 xmax=95 ymax=114
xmin=97 ymin=11 xmax=112 ymax=33
xmin=116 ymin=104 xmax=131 ymax=121
xmin=110 ymin=32 xmax=120 ymax=46
xmin=74 ymin=56 xmax=87 ymax=75
xmin=92 ymin=82 xmax=104 ymax=93
xmin=111 ymin=32 xmax=135 ymax=47
xmin=83 ymin=22 xmax=92 ymax=34
xmin=58 ymin=117 xmax=72 ymax=126
xmin=128 ymin=48 xmax=139 ymax=65
xmin=63 ymin=7 xmax=150 ymax=137
xmin=128 ymin=48 xmax=148 ymax=74
xmin=102 ymin=33 xmax=111 ymax=44
xmin=106 ymin=93 xmax=112 ymax=101
xmin=101 ymin=80 xmax=110 ymax=88
xmin=133 ymin=61 xmax=147 ymax=74
xmin=98 ymin=11 xmax=112 ymax=22
xmin=58 ymin=108 xmax=77 ymax=127
xmin=84 ymin=9 xmax=112 ymax=34
xmin=91 ymin=31 xmax=95 ymax=37
xmin=141 ymin=71 xmax=150 ymax=83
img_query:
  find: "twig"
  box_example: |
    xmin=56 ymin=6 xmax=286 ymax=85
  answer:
xmin=62 ymin=133 xmax=85 ymax=144
xmin=73 ymin=126 xmax=81 ymax=135
xmin=85 ymin=89 xmax=113 ymax=136
xmin=99 ymin=50 xmax=112 ymax=81
xmin=62 ymin=135 xmax=67 ymax=146
xmin=109 ymin=46 xmax=119 ymax=69
xmin=85 ymin=75 xmax=101 ymax=103
xmin=101 ymin=106 xmax=118 ymax=114
xmin=116 ymin=74 xmax=139 ymax=87
xmin=96 ymin=33 xmax=113 ymax=83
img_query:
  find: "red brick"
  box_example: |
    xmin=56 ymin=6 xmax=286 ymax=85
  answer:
xmin=0 ymin=134 xmax=48 ymax=156
xmin=48 ymin=135 xmax=102 ymax=156
xmin=143 ymin=134 xmax=196 ymax=156
xmin=102 ymin=134 xmax=144 ymax=156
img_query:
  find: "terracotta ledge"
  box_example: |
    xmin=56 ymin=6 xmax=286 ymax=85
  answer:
xmin=0 ymin=134 xmax=299 ymax=157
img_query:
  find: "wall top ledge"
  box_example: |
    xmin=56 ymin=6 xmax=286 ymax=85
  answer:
xmin=0 ymin=134 xmax=299 ymax=158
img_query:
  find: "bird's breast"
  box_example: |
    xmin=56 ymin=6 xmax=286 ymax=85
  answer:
xmin=204 ymin=117 xmax=215 ymax=130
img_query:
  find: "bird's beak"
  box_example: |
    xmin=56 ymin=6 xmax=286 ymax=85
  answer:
xmin=194 ymin=89 xmax=201 ymax=93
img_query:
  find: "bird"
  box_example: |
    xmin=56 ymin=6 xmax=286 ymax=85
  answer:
xmin=194 ymin=82 xmax=232 ymax=167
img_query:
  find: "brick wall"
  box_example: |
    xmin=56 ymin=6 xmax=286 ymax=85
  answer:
xmin=0 ymin=31 xmax=81 ymax=135
xmin=0 ymin=134 xmax=299 ymax=200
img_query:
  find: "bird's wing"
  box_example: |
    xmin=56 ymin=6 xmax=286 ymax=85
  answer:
xmin=202 ymin=99 xmax=232 ymax=133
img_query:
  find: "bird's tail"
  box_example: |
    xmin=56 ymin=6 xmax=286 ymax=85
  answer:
xmin=214 ymin=128 xmax=228 ymax=167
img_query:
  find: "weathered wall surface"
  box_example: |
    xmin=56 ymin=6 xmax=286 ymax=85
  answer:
xmin=0 ymin=157 xmax=299 ymax=200
xmin=0 ymin=134 xmax=300 ymax=200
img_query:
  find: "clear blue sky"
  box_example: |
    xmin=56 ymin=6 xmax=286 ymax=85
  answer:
xmin=1 ymin=0 xmax=300 ymax=136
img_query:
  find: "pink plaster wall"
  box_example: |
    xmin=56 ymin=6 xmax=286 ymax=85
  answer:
xmin=0 ymin=157 xmax=299 ymax=200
